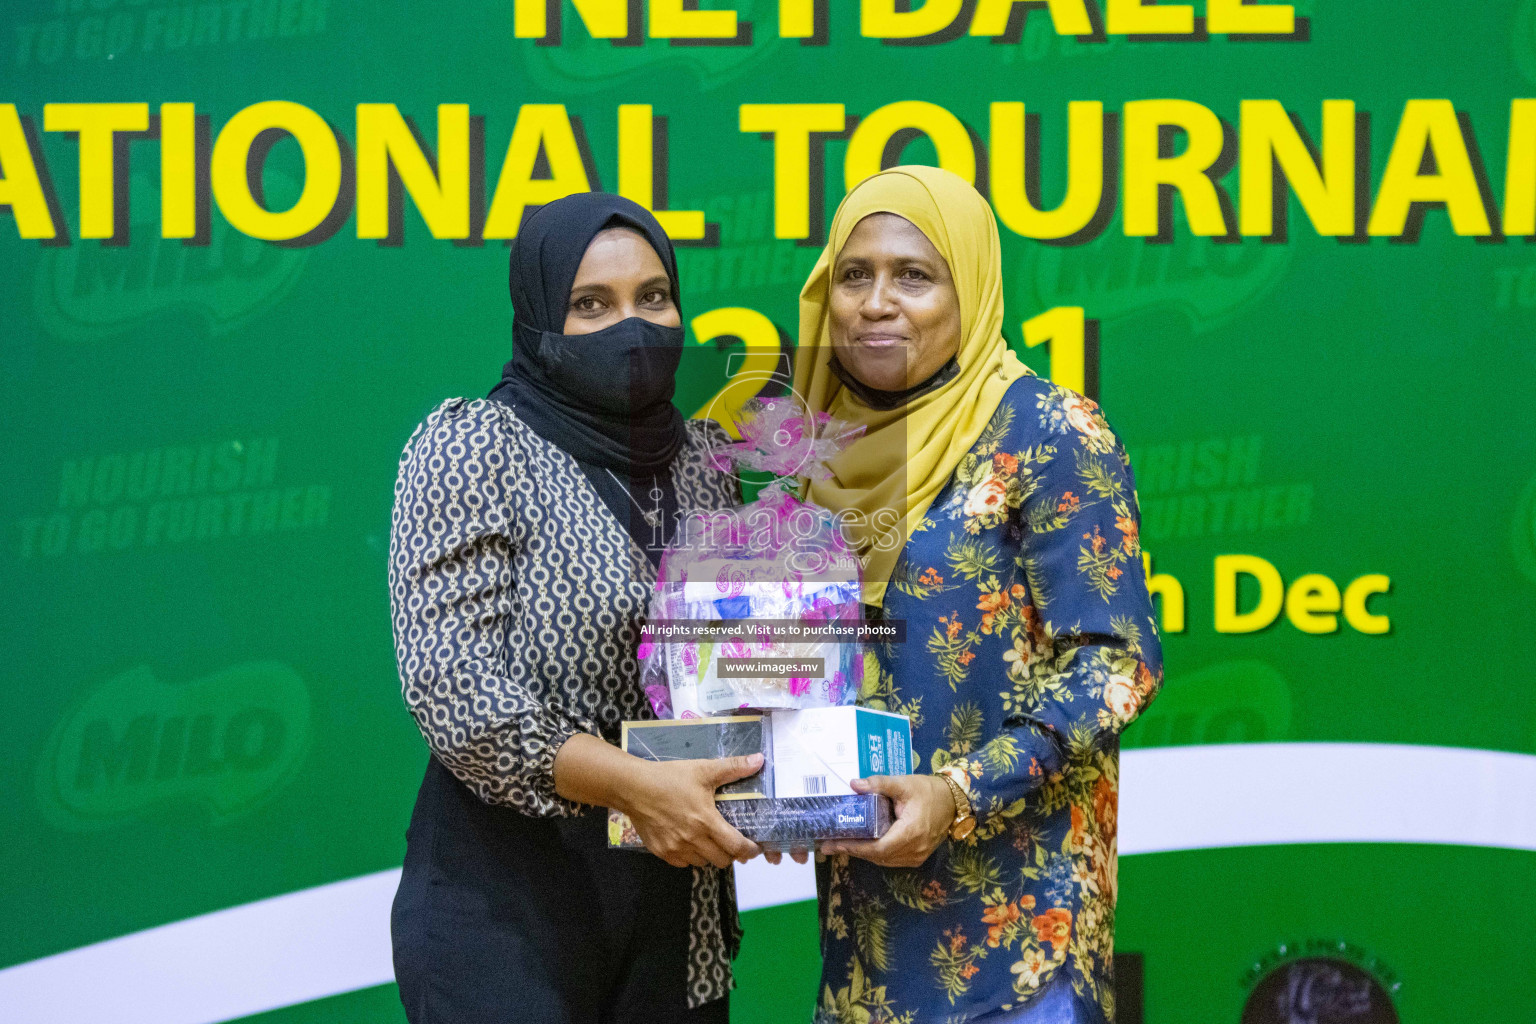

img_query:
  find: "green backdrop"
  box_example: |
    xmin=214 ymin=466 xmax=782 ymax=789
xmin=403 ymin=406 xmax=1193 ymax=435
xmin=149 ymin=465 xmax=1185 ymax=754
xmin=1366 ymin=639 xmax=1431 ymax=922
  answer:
xmin=4 ymin=2 xmax=1535 ymax=1022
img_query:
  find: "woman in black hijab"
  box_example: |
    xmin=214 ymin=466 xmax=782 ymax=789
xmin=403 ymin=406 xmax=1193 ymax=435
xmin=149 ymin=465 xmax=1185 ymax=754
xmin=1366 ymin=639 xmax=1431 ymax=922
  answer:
xmin=388 ymin=193 xmax=760 ymax=1023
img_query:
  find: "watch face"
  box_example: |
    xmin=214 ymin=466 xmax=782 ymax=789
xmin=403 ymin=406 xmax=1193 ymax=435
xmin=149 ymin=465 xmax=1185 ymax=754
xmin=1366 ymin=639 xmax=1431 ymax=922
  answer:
xmin=952 ymin=817 xmax=977 ymax=841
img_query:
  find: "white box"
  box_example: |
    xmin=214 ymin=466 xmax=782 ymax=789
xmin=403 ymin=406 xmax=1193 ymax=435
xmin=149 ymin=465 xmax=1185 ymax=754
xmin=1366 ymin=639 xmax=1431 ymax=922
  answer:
xmin=769 ymin=706 xmax=914 ymax=798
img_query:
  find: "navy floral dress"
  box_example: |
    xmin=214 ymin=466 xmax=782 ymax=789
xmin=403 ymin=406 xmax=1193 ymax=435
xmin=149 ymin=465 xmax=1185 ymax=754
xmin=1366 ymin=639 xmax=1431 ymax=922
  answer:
xmin=816 ymin=373 xmax=1164 ymax=1023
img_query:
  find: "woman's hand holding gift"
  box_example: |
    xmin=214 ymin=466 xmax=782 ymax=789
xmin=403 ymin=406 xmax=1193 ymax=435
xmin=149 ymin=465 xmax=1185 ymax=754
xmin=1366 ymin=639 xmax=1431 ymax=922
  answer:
xmin=820 ymin=774 xmax=956 ymax=868
xmin=555 ymin=735 xmax=765 ymax=869
xmin=624 ymin=754 xmax=767 ymax=870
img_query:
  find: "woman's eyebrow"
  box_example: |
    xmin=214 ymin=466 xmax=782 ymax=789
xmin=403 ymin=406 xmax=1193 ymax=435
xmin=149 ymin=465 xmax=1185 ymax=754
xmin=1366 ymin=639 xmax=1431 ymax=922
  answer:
xmin=569 ymin=280 xmax=614 ymax=297
xmin=836 ymin=252 xmax=937 ymax=271
xmin=636 ymin=275 xmax=672 ymax=292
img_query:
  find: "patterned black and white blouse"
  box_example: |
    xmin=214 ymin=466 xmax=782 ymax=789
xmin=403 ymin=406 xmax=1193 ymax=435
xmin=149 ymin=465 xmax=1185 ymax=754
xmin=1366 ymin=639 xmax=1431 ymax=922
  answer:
xmin=387 ymin=397 xmax=741 ymax=1007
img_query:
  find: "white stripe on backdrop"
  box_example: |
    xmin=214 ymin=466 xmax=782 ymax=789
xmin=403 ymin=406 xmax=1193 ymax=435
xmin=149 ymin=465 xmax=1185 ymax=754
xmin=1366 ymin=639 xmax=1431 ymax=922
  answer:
xmin=4 ymin=743 xmax=1535 ymax=1024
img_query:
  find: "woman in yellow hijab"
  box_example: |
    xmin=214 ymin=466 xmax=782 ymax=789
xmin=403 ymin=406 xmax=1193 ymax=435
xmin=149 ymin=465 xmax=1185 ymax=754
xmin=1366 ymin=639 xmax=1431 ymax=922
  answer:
xmin=789 ymin=166 xmax=1164 ymax=1023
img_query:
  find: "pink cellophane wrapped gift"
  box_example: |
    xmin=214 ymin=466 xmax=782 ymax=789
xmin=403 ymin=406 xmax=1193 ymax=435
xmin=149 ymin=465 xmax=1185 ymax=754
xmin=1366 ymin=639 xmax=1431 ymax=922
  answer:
xmin=638 ymin=398 xmax=866 ymax=717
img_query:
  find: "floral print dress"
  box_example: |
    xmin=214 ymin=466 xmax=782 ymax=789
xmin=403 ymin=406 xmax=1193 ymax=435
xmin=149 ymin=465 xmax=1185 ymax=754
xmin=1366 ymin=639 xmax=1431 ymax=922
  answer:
xmin=816 ymin=373 xmax=1164 ymax=1024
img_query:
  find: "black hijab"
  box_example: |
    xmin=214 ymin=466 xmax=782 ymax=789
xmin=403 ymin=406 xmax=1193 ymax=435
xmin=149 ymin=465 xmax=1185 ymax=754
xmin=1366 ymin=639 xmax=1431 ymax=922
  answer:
xmin=488 ymin=192 xmax=688 ymax=564
xmin=491 ymin=192 xmax=686 ymax=473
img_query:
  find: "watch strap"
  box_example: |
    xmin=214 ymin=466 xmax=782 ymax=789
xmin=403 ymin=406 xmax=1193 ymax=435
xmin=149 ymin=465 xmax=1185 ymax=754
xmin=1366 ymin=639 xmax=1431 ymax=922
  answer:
xmin=937 ymin=770 xmax=974 ymax=837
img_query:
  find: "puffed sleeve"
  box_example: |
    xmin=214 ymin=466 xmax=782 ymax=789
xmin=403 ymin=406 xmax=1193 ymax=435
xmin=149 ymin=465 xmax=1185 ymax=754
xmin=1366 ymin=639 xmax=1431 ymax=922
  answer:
xmin=940 ymin=386 xmax=1164 ymax=830
xmin=388 ymin=399 xmax=597 ymax=815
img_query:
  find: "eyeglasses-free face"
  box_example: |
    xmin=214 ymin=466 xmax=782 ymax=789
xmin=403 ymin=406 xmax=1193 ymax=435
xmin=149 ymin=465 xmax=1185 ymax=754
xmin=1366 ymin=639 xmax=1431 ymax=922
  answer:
xmin=827 ymin=212 xmax=962 ymax=394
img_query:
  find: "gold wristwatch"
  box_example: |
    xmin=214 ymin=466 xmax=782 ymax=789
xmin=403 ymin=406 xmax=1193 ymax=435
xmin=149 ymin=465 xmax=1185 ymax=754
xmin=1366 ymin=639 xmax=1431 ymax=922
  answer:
xmin=937 ymin=771 xmax=977 ymax=841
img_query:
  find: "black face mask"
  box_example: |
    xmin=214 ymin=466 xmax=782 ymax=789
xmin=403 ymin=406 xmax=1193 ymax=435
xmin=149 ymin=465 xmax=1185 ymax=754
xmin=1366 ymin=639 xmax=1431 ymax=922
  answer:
xmin=494 ymin=312 xmax=688 ymax=476
xmin=828 ymin=352 xmax=961 ymax=411
xmin=520 ymin=316 xmax=685 ymax=416
xmin=493 ymin=193 xmax=688 ymax=486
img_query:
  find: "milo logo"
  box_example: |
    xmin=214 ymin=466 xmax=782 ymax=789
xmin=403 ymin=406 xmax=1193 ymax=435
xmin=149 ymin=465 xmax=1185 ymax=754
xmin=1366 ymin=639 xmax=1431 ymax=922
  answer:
xmin=34 ymin=174 xmax=306 ymax=342
xmin=1123 ymin=659 xmax=1291 ymax=749
xmin=1020 ymin=218 xmax=1293 ymax=334
xmin=527 ymin=0 xmax=779 ymax=94
xmin=39 ymin=662 xmax=311 ymax=828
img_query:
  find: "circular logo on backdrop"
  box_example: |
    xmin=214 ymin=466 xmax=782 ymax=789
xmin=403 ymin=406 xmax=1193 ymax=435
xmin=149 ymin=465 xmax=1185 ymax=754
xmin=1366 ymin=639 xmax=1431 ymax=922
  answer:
xmin=1242 ymin=958 xmax=1399 ymax=1024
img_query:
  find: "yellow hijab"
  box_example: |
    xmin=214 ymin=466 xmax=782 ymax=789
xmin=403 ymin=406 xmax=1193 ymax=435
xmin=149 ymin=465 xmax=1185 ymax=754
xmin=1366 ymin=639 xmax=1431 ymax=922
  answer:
xmin=794 ymin=165 xmax=1030 ymax=607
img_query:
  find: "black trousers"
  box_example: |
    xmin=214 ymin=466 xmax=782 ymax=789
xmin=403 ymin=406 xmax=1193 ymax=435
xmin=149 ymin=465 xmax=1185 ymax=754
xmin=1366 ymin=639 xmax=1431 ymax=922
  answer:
xmin=392 ymin=758 xmax=730 ymax=1024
